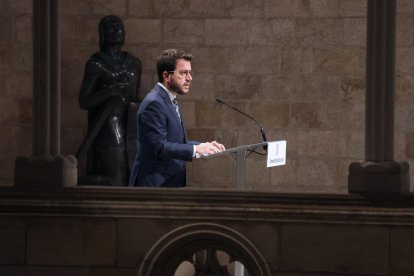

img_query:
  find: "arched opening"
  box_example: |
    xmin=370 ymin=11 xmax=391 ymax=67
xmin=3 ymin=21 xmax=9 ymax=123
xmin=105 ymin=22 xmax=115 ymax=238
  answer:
xmin=174 ymin=248 xmax=248 ymax=275
xmin=138 ymin=223 xmax=271 ymax=276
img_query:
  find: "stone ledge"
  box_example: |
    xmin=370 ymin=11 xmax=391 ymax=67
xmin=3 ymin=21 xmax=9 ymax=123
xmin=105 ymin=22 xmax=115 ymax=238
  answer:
xmin=1 ymin=187 xmax=414 ymax=225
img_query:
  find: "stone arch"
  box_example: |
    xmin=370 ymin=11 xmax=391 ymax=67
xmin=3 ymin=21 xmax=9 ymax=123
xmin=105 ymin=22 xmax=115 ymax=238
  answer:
xmin=138 ymin=223 xmax=271 ymax=276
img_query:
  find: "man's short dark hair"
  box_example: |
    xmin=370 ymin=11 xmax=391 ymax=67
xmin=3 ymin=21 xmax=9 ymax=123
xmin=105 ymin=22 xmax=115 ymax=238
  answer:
xmin=157 ymin=49 xmax=193 ymax=82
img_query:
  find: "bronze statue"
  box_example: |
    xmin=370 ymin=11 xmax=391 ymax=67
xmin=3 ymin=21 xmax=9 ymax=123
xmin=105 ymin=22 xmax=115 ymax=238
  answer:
xmin=77 ymin=15 xmax=141 ymax=186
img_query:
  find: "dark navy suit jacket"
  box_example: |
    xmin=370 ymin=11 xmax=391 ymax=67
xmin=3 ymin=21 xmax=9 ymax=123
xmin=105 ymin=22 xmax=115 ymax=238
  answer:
xmin=129 ymin=84 xmax=199 ymax=187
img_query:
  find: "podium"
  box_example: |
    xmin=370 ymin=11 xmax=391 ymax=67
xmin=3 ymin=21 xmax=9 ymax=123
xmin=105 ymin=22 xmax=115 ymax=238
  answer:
xmin=202 ymin=141 xmax=285 ymax=275
xmin=202 ymin=142 xmax=268 ymax=189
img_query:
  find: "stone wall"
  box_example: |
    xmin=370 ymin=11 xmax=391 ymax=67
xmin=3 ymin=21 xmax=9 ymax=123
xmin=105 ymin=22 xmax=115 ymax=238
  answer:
xmin=2 ymin=187 xmax=414 ymax=275
xmin=2 ymin=0 xmax=414 ymax=192
xmin=0 ymin=0 xmax=33 ymax=185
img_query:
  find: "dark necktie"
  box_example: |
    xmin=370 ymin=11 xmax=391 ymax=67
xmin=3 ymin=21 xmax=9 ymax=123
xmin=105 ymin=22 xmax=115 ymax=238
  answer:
xmin=172 ymin=98 xmax=181 ymax=120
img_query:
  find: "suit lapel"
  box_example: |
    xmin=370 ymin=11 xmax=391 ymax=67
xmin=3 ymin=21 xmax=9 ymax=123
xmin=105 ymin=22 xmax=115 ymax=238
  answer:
xmin=156 ymin=86 xmax=185 ymax=138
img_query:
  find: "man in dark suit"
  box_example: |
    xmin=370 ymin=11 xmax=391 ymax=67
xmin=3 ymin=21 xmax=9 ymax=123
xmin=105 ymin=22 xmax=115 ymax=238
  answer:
xmin=129 ymin=49 xmax=225 ymax=187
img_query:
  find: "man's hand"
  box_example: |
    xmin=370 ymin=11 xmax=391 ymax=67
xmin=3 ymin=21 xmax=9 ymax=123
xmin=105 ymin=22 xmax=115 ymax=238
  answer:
xmin=210 ymin=140 xmax=225 ymax=151
xmin=195 ymin=141 xmax=225 ymax=156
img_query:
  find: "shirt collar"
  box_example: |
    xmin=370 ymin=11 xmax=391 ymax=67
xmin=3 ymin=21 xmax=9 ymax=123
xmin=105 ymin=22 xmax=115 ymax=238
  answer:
xmin=158 ymin=82 xmax=176 ymax=102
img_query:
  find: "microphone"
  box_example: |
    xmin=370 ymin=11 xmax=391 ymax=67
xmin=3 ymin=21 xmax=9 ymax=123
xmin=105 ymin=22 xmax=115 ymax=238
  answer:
xmin=216 ymin=98 xmax=267 ymax=144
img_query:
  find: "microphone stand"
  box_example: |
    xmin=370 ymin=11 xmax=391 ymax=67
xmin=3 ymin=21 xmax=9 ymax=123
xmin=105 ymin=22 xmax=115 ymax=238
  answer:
xmin=216 ymin=98 xmax=267 ymax=150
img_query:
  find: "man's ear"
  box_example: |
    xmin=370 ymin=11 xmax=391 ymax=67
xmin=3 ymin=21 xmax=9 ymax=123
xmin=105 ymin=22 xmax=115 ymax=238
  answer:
xmin=162 ymin=71 xmax=169 ymax=82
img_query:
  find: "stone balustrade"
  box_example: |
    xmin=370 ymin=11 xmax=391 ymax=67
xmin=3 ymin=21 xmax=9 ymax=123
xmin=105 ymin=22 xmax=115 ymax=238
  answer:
xmin=1 ymin=186 xmax=414 ymax=275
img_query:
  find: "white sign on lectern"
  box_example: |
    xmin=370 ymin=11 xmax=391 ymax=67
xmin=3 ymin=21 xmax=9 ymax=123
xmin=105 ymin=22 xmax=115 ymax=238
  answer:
xmin=266 ymin=140 xmax=287 ymax=167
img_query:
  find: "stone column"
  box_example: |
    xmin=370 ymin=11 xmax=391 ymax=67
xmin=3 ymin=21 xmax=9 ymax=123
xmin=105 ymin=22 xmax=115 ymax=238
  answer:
xmin=14 ymin=0 xmax=77 ymax=187
xmin=348 ymin=0 xmax=410 ymax=194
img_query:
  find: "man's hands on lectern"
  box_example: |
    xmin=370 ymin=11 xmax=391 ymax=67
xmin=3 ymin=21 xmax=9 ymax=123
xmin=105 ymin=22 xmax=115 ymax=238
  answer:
xmin=195 ymin=141 xmax=226 ymax=156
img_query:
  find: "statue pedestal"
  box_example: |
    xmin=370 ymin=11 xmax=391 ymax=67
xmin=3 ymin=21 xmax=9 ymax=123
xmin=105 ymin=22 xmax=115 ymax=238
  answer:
xmin=348 ymin=161 xmax=410 ymax=194
xmin=14 ymin=155 xmax=77 ymax=187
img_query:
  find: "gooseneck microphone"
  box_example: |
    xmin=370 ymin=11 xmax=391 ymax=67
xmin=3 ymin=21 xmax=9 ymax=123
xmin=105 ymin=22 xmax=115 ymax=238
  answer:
xmin=216 ymin=98 xmax=267 ymax=143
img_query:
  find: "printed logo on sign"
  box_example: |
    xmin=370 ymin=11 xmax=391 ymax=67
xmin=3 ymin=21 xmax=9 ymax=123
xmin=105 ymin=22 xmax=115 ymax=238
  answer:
xmin=267 ymin=141 xmax=286 ymax=167
xmin=269 ymin=157 xmax=285 ymax=164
